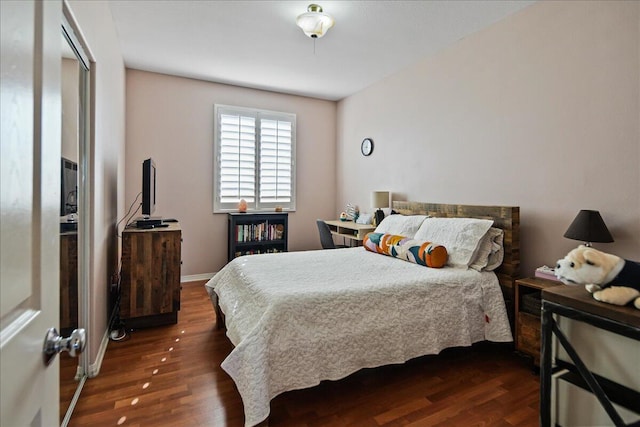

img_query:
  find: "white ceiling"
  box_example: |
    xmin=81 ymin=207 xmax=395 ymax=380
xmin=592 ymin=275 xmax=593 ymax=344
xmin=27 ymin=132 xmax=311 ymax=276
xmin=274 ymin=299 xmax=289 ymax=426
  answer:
xmin=109 ymin=1 xmax=535 ymax=101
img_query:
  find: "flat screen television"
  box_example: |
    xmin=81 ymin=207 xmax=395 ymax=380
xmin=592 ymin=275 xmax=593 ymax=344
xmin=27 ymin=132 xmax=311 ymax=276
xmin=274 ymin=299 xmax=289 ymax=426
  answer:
xmin=61 ymin=157 xmax=78 ymax=216
xmin=141 ymin=158 xmax=156 ymax=218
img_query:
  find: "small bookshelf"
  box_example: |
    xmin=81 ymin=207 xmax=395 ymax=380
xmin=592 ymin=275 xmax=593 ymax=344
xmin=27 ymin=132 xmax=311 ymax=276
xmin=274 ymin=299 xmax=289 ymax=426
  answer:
xmin=227 ymin=212 xmax=288 ymax=262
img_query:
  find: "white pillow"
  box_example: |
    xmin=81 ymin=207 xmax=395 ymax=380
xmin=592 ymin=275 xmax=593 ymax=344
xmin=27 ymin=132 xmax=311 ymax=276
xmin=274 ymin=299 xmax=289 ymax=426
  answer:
xmin=374 ymin=215 xmax=428 ymax=239
xmin=485 ymin=233 xmax=505 ymax=271
xmin=414 ymin=217 xmax=494 ymax=268
xmin=469 ymin=227 xmax=504 ymax=272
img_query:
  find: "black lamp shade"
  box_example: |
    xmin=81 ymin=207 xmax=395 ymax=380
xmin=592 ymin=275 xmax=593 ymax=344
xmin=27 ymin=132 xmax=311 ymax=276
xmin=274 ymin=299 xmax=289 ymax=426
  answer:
xmin=563 ymin=210 xmax=614 ymax=244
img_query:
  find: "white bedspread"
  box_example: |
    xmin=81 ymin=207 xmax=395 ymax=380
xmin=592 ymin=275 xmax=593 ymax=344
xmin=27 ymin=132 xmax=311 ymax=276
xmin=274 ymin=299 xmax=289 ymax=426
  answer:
xmin=204 ymin=247 xmax=512 ymax=426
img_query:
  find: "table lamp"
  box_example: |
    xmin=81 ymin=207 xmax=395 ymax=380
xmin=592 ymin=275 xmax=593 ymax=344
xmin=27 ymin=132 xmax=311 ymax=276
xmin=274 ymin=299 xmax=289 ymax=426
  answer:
xmin=563 ymin=209 xmax=614 ymax=247
xmin=371 ymin=191 xmax=389 ymax=226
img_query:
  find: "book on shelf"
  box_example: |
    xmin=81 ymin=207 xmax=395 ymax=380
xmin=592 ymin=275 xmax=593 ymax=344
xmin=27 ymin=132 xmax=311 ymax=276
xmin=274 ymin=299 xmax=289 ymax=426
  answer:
xmin=235 ymin=221 xmax=285 ymax=243
xmin=535 ymin=265 xmax=561 ymax=282
xmin=234 ymin=247 xmax=283 ymax=258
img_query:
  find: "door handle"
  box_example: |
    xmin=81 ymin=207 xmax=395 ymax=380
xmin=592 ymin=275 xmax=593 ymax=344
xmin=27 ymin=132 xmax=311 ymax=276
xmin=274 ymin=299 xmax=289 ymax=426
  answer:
xmin=42 ymin=328 xmax=86 ymax=366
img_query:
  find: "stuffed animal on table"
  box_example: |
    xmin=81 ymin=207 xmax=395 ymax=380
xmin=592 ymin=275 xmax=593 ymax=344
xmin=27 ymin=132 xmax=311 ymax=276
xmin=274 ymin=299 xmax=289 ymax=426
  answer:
xmin=555 ymin=245 xmax=640 ymax=309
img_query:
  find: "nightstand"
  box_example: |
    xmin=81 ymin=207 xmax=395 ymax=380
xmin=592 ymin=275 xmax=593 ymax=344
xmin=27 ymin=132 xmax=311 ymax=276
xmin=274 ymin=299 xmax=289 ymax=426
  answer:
xmin=514 ymin=277 xmax=561 ymax=365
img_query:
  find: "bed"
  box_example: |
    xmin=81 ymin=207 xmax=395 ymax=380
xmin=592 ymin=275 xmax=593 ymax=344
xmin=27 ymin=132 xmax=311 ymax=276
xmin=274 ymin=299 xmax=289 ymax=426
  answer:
xmin=205 ymin=202 xmax=520 ymax=427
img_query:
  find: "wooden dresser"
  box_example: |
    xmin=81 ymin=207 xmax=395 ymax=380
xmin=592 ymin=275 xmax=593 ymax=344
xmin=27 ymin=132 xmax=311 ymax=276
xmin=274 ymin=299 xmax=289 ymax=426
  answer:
xmin=120 ymin=222 xmax=182 ymax=328
xmin=60 ymin=231 xmax=78 ymax=334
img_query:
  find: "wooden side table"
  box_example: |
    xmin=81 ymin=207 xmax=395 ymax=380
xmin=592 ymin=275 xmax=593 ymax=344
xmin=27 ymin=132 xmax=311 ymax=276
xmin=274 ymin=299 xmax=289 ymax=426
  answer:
xmin=514 ymin=277 xmax=561 ymax=366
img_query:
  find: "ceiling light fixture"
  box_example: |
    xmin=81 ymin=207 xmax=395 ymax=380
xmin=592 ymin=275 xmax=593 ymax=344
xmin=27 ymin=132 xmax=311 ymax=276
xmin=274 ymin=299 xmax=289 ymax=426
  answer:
xmin=296 ymin=4 xmax=335 ymax=39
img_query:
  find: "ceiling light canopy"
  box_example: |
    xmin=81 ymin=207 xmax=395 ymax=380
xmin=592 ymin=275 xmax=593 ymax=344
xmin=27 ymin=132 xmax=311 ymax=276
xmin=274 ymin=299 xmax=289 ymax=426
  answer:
xmin=296 ymin=4 xmax=335 ymax=39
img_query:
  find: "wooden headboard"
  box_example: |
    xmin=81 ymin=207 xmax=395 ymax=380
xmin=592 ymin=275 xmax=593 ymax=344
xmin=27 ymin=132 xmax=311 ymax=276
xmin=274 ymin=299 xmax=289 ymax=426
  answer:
xmin=393 ymin=202 xmax=520 ymax=323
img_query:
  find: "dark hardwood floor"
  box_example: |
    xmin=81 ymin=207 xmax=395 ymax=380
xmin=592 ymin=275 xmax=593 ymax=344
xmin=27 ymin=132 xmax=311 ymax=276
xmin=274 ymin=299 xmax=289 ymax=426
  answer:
xmin=70 ymin=281 xmax=540 ymax=426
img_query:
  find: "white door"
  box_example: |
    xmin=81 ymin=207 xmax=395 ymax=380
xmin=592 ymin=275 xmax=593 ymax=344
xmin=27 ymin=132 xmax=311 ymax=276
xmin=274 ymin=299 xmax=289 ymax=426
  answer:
xmin=1 ymin=0 xmax=62 ymax=425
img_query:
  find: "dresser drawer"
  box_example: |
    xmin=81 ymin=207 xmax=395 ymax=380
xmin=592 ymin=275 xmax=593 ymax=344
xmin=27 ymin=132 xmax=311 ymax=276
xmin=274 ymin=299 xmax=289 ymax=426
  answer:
xmin=518 ymin=311 xmax=541 ymax=357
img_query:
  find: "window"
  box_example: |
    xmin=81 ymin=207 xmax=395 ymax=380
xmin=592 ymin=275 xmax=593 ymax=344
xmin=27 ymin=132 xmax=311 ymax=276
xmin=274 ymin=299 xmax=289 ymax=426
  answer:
xmin=214 ymin=105 xmax=296 ymax=212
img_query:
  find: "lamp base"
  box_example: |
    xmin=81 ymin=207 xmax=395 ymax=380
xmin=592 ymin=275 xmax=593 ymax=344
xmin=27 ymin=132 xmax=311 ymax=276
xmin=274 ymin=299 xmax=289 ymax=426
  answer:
xmin=374 ymin=209 xmax=385 ymax=226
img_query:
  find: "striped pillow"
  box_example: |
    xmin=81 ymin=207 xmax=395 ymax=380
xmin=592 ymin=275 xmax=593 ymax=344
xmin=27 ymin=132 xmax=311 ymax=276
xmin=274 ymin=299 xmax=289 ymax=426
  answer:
xmin=363 ymin=233 xmax=448 ymax=268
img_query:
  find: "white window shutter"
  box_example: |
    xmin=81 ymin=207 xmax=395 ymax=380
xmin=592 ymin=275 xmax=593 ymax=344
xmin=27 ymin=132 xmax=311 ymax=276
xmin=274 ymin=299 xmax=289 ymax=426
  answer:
xmin=259 ymin=118 xmax=293 ymax=205
xmin=214 ymin=105 xmax=296 ymax=212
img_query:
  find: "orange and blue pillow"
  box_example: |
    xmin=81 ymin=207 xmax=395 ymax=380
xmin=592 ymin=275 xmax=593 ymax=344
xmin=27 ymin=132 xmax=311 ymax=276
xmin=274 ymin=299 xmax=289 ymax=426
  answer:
xmin=363 ymin=233 xmax=448 ymax=268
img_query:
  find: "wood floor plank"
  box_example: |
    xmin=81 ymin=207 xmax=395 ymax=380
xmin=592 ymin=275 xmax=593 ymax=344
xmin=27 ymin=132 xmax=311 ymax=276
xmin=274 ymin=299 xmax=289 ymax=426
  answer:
xmin=70 ymin=281 xmax=540 ymax=426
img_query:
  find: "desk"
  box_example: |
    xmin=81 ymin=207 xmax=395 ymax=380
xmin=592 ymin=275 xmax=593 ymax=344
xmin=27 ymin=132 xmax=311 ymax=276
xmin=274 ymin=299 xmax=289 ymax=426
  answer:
xmin=324 ymin=220 xmax=375 ymax=245
xmin=540 ymin=286 xmax=640 ymax=427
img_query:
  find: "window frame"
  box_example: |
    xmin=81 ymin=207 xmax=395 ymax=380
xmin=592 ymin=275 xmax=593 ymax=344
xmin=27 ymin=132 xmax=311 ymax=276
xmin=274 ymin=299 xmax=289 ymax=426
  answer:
xmin=213 ymin=104 xmax=296 ymax=213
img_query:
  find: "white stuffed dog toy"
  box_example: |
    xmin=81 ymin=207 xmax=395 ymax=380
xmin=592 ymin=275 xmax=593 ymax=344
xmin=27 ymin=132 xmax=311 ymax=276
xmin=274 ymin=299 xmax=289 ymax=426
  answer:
xmin=555 ymin=245 xmax=640 ymax=309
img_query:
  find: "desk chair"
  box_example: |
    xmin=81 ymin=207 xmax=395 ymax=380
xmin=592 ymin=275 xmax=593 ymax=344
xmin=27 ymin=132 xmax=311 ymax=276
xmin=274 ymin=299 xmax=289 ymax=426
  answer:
xmin=316 ymin=220 xmax=348 ymax=249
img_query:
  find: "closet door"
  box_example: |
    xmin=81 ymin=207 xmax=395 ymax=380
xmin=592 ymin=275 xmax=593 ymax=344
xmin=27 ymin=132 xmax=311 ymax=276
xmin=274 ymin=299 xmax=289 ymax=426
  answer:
xmin=1 ymin=0 xmax=62 ymax=425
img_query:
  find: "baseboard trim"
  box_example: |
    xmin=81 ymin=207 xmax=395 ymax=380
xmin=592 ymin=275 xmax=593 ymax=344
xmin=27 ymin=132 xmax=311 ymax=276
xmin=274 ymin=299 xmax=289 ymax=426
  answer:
xmin=87 ymin=327 xmax=109 ymax=378
xmin=181 ymin=272 xmax=216 ymax=282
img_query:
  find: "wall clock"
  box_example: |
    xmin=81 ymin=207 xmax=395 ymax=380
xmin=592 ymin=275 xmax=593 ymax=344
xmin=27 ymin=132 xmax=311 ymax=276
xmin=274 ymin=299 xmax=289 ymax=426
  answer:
xmin=361 ymin=138 xmax=374 ymax=156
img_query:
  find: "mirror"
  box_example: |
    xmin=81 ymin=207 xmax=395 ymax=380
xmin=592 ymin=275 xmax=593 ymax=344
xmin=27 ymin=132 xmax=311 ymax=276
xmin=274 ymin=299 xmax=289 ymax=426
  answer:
xmin=59 ymin=7 xmax=90 ymax=426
